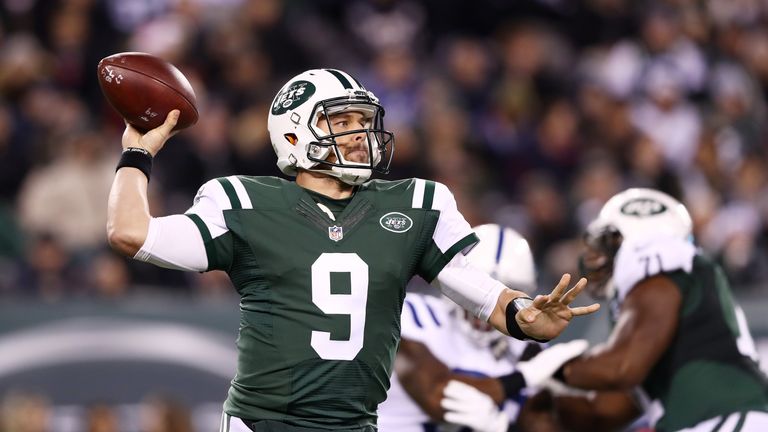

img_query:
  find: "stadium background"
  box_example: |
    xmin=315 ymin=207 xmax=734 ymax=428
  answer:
xmin=0 ymin=0 xmax=767 ymax=430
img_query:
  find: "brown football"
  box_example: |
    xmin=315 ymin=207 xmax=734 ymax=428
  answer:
xmin=97 ymin=52 xmax=198 ymax=132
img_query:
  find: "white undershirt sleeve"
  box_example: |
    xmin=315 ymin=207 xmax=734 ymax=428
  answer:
xmin=133 ymin=215 xmax=209 ymax=271
xmin=432 ymin=252 xmax=506 ymax=322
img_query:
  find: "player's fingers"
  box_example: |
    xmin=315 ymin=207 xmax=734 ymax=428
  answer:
xmin=549 ymin=273 xmax=571 ymax=302
xmin=157 ymin=109 xmax=180 ymax=135
xmin=444 ymin=411 xmax=471 ymax=424
xmin=569 ymin=303 xmax=601 ymax=316
xmin=531 ymin=294 xmax=548 ymax=309
xmin=440 ymin=395 xmax=465 ymax=411
xmin=560 ymin=277 xmax=588 ymax=305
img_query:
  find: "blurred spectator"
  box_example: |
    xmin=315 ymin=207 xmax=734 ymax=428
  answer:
xmin=19 ymin=232 xmax=73 ymax=300
xmin=87 ymin=249 xmax=131 ymax=298
xmin=344 ymin=0 xmax=427 ymax=57
xmin=140 ymin=395 xmax=193 ymax=432
xmin=86 ymin=403 xmax=119 ymax=432
xmin=0 ymin=392 xmax=51 ymax=432
xmin=630 ymin=60 xmax=702 ymax=174
xmin=17 ymin=130 xmax=116 ymax=253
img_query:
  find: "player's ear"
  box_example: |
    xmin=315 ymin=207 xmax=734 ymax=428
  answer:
xmin=285 ymin=133 xmax=298 ymax=145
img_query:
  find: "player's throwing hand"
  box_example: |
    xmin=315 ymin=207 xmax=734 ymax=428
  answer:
xmin=121 ymin=109 xmax=180 ymax=156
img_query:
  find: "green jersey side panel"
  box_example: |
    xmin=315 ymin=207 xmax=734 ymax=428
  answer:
xmin=213 ymin=176 xmax=469 ymax=429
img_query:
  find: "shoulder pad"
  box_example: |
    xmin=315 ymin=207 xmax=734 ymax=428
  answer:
xmin=613 ymin=235 xmax=696 ymax=301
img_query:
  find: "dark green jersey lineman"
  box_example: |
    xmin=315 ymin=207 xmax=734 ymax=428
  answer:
xmin=609 ymin=236 xmax=768 ymax=431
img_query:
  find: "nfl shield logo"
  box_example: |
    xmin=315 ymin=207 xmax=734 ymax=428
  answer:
xmin=328 ymin=225 xmax=343 ymax=242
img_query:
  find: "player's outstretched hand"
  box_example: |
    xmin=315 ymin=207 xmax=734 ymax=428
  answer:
xmin=121 ymin=109 xmax=180 ymax=156
xmin=441 ymin=380 xmax=509 ymax=432
xmin=517 ymin=274 xmax=600 ymax=341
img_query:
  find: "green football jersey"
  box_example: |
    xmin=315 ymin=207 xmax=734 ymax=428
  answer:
xmin=611 ymin=236 xmax=768 ymax=432
xmin=186 ymin=176 xmax=478 ymax=430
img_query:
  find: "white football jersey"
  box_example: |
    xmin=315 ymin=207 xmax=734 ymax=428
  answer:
xmin=612 ymin=234 xmax=696 ymax=304
xmin=377 ymin=292 xmax=536 ymax=432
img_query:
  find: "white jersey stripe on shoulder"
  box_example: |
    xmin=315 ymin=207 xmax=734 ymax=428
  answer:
xmin=199 ymin=178 xmax=231 ymax=210
xmin=186 ymin=180 xmax=229 ymax=239
xmin=227 ymin=176 xmax=253 ymax=209
xmin=412 ymin=178 xmax=426 ymax=208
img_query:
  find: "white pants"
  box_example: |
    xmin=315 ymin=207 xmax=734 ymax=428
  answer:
xmin=676 ymin=411 xmax=768 ymax=432
xmin=220 ymin=413 xmax=252 ymax=432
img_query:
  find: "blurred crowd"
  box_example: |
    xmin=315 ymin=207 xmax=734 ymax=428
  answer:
xmin=0 ymin=392 xmax=199 ymax=432
xmin=0 ymin=0 xmax=767 ymax=302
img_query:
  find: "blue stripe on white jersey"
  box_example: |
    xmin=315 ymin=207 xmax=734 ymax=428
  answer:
xmin=495 ymin=225 xmax=504 ymax=264
xmin=424 ymin=302 xmax=441 ymax=327
xmin=404 ymin=300 xmax=423 ymax=329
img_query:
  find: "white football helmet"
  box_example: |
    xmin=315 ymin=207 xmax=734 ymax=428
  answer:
xmin=267 ymin=68 xmax=395 ymax=185
xmin=447 ymin=224 xmax=537 ymax=351
xmin=581 ymin=188 xmax=693 ymax=298
xmin=467 ymin=224 xmax=536 ymax=293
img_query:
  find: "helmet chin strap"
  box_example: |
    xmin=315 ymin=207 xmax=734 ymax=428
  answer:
xmin=304 ymin=140 xmax=378 ymax=185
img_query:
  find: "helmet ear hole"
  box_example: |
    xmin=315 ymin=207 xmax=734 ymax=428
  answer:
xmin=284 ymin=133 xmax=298 ymax=145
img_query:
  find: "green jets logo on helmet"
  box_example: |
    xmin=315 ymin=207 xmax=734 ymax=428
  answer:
xmin=620 ymin=198 xmax=668 ymax=217
xmin=379 ymin=212 xmax=413 ymax=233
xmin=271 ymin=80 xmax=316 ymax=115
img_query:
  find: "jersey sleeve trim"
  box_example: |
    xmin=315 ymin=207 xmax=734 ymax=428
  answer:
xmin=422 ymin=180 xmax=435 ymax=209
xmin=227 ymin=175 xmax=253 ymax=209
xmin=411 ymin=178 xmax=436 ymax=209
xmin=134 ymin=215 xmax=209 ymax=271
xmin=422 ymin=232 xmax=480 ymax=281
xmin=217 ymin=178 xmax=242 ymax=210
xmin=411 ymin=179 xmax=425 ymax=208
xmin=186 ymin=214 xmax=214 ymax=270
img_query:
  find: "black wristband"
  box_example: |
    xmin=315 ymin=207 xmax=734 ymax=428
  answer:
xmin=498 ymin=371 xmax=526 ymax=399
xmin=116 ymin=147 xmax=153 ymax=181
xmin=505 ymin=301 xmax=550 ymax=343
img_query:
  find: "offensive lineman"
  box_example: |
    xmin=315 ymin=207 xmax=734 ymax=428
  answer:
xmin=546 ymin=189 xmax=768 ymax=431
xmin=106 ymin=68 xmax=599 ymax=432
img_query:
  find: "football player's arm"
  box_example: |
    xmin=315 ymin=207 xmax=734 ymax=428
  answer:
xmin=562 ymin=275 xmax=681 ymax=390
xmin=553 ymin=391 xmax=641 ymax=432
xmin=108 ymin=112 xmax=231 ymax=272
xmin=434 ymin=256 xmax=599 ymax=341
xmin=395 ymin=337 xmax=506 ymax=421
xmin=423 ymin=180 xmax=598 ymax=341
xmin=107 ymin=111 xmax=179 ymax=256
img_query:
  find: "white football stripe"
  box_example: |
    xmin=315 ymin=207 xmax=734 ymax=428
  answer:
xmin=227 ymin=176 xmax=253 ymax=209
xmin=412 ymin=178 xmax=425 ymax=209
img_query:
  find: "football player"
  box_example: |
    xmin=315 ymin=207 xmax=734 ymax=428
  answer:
xmin=377 ymin=224 xmax=589 ymax=432
xmin=106 ymin=68 xmax=599 ymax=432
xmin=541 ymin=188 xmax=768 ymax=431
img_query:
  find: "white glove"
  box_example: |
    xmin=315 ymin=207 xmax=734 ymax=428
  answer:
xmin=441 ymin=380 xmax=509 ymax=432
xmin=539 ymin=377 xmax=597 ymax=398
xmin=516 ymin=339 xmax=588 ymax=389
